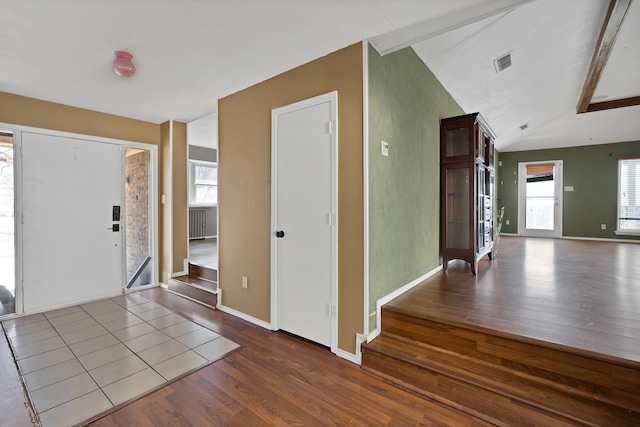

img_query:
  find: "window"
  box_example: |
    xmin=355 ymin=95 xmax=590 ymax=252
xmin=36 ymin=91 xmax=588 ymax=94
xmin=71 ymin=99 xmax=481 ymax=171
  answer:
xmin=189 ymin=160 xmax=217 ymax=206
xmin=617 ymin=157 xmax=640 ymax=234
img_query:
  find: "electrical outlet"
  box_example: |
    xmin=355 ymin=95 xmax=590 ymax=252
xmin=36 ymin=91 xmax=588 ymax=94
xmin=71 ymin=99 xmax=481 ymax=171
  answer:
xmin=601 ymin=224 xmax=606 ymax=230
xmin=505 ymin=219 xmax=510 ymax=225
xmin=242 ymin=276 xmax=248 ymax=289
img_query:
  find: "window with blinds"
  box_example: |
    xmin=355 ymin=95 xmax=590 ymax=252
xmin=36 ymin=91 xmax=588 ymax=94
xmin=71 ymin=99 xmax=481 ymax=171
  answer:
xmin=617 ymin=157 xmax=640 ymax=234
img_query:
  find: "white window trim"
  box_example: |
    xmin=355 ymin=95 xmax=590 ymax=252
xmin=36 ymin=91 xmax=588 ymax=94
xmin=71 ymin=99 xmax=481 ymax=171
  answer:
xmin=615 ymin=156 xmax=640 ymax=236
xmin=188 ymin=159 xmax=217 ymax=207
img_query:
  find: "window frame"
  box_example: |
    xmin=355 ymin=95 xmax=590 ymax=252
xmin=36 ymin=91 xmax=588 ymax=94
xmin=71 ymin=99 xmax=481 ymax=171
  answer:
xmin=615 ymin=155 xmax=640 ymax=236
xmin=188 ymin=159 xmax=217 ymax=207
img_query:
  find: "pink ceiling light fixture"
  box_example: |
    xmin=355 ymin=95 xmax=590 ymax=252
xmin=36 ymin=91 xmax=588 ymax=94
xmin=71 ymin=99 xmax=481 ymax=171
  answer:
xmin=112 ymin=51 xmax=136 ymax=78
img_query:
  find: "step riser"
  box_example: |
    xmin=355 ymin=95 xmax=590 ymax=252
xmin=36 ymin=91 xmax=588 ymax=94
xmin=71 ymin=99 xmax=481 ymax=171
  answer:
xmin=188 ymin=263 xmax=217 ymax=282
xmin=382 ymin=310 xmax=640 ymax=410
xmin=167 ymin=280 xmax=217 ymax=308
xmin=363 ymin=349 xmax=581 ymax=427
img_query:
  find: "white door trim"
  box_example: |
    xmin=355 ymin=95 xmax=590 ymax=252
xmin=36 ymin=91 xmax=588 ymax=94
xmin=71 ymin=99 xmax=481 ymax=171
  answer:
xmin=518 ymin=160 xmax=563 ymax=238
xmin=3 ymin=121 xmax=159 ymax=315
xmin=270 ymin=91 xmax=338 ymax=354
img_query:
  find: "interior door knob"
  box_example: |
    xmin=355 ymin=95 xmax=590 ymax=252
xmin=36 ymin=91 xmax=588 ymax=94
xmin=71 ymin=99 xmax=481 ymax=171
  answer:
xmin=275 ymin=230 xmax=285 ymax=238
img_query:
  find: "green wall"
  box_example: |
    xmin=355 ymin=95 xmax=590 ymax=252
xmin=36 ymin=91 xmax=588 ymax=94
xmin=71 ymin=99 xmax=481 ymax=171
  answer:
xmin=498 ymin=140 xmax=640 ymax=240
xmin=368 ymin=44 xmax=464 ymax=331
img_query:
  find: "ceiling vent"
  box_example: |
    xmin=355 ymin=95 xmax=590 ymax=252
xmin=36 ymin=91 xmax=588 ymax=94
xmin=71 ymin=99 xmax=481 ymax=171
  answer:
xmin=494 ymin=53 xmax=512 ymax=72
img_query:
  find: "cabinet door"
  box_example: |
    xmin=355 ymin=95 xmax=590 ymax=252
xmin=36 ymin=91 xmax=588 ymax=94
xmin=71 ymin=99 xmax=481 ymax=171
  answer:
xmin=445 ymin=165 xmax=471 ymax=250
xmin=443 ymin=126 xmax=471 ymax=161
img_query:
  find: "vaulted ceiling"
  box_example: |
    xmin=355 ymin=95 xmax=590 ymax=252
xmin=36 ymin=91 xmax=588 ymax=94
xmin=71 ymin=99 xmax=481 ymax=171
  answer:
xmin=1 ymin=0 xmax=638 ymax=152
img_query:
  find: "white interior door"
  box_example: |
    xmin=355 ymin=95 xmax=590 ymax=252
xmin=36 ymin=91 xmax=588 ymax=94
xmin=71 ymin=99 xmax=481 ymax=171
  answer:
xmin=271 ymin=92 xmax=337 ymax=349
xmin=518 ymin=161 xmax=563 ymax=238
xmin=21 ymin=132 xmax=123 ymax=313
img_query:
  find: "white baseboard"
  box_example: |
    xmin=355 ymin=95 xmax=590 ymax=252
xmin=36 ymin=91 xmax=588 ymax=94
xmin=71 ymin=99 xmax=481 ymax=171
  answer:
xmin=216 ymin=302 xmax=273 ymax=330
xmin=367 ymin=328 xmax=381 ymax=343
xmin=373 ymin=264 xmax=443 ymax=336
xmin=562 ymin=235 xmax=640 ymax=244
xmin=500 ymin=232 xmax=519 ymax=236
xmin=335 ymin=348 xmax=361 ymax=365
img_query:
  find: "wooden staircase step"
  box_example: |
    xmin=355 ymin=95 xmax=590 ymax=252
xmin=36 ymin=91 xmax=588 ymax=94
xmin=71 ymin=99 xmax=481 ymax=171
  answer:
xmin=172 ymin=274 xmax=217 ymax=293
xmin=381 ymin=308 xmax=640 ymax=410
xmin=188 ymin=263 xmax=217 ymax=282
xmin=167 ymin=277 xmax=217 ymax=308
xmin=363 ymin=334 xmax=639 ymax=427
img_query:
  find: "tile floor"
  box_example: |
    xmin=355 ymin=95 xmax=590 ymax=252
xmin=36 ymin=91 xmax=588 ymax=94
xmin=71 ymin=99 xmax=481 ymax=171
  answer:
xmin=1 ymin=293 xmax=240 ymax=427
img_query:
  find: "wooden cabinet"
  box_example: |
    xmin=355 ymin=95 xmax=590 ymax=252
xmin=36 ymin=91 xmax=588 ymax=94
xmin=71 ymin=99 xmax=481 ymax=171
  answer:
xmin=441 ymin=113 xmax=496 ymax=274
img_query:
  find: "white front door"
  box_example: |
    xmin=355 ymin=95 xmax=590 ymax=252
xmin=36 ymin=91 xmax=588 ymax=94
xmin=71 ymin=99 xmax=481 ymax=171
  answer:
xmin=271 ymin=92 xmax=337 ymax=350
xmin=21 ymin=132 xmax=123 ymax=313
xmin=518 ymin=161 xmax=563 ymax=238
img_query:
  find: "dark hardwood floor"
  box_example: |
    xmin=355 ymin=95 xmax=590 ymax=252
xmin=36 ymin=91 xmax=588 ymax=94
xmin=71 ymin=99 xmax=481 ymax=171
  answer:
xmin=385 ymin=236 xmax=640 ymax=365
xmin=1 ymin=236 xmax=638 ymax=426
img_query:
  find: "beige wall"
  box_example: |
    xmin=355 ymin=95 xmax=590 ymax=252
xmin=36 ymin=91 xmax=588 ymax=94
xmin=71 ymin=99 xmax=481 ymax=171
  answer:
xmin=171 ymin=122 xmax=188 ymax=274
xmin=0 ymin=91 xmax=188 ymax=286
xmin=218 ymin=43 xmax=364 ymax=353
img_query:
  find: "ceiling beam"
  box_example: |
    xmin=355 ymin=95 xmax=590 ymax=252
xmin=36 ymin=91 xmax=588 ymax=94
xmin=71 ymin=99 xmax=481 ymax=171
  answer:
xmin=576 ymin=0 xmax=632 ymax=114
xmin=586 ymin=96 xmax=640 ymax=112
xmin=369 ymin=0 xmax=531 ymax=56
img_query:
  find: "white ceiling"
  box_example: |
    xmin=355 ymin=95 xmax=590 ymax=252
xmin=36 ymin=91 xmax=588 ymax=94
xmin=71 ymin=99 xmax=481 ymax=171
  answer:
xmin=1 ymin=0 xmax=638 ymax=152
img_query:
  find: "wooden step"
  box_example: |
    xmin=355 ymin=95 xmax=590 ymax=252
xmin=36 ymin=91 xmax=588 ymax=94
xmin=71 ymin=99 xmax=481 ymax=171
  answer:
xmin=363 ymin=334 xmax=639 ymax=427
xmin=167 ymin=278 xmax=217 ymax=308
xmin=361 ymin=308 xmax=640 ymax=427
xmin=188 ymin=263 xmax=217 ymax=282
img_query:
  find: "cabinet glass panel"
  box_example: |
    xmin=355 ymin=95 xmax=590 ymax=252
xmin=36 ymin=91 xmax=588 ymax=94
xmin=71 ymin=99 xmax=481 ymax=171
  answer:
xmin=477 ymin=128 xmax=485 ymax=162
xmin=445 ymin=167 xmax=470 ymax=249
xmin=445 ymin=127 xmax=470 ymax=158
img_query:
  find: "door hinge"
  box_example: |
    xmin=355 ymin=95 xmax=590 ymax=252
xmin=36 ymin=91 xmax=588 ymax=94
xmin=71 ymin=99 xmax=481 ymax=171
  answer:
xmin=327 ymin=303 xmax=332 ymax=317
xmin=327 ymin=121 xmax=333 ymax=135
xmin=327 ymin=213 xmax=333 ymax=225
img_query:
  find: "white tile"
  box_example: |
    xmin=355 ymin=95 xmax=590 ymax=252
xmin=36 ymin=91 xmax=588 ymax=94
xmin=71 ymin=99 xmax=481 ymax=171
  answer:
xmin=53 ymin=317 xmax=100 ymax=335
xmin=88 ymin=354 xmax=147 ymax=387
xmin=80 ymin=300 xmax=122 ymax=316
xmin=9 ymin=328 xmax=59 ymax=348
xmin=111 ymin=322 xmax=156 ymax=342
xmin=78 ymin=343 xmax=133 ymax=371
xmin=147 ymin=313 xmax=188 ymax=329
xmin=23 ymin=358 xmax=86 ymax=391
xmin=29 ymin=372 xmax=98 ymax=413
xmin=2 ymin=313 xmax=46 ymax=328
xmin=5 ymin=320 xmax=53 ymax=338
xmin=111 ymin=294 xmax=148 ymax=308
xmin=93 ymin=308 xmax=133 ymax=324
xmin=135 ymin=306 xmax=173 ymax=321
xmin=126 ymin=301 xmax=161 ymax=314
xmin=161 ymin=320 xmax=202 ymax=338
xmin=193 ymin=336 xmax=240 ymax=361
xmin=38 ymin=389 xmax=112 ymax=427
xmin=124 ymin=330 xmax=172 ymax=353
xmin=43 ymin=305 xmax=82 ymax=319
xmin=17 ymin=346 xmax=76 ymax=374
xmin=61 ymin=324 xmax=109 ymax=345
xmin=14 ymin=336 xmax=66 ymax=359
xmin=136 ymin=339 xmax=189 ymax=366
xmin=175 ymin=328 xmax=221 ymax=348
xmin=102 ymin=368 xmax=166 ymax=406
xmin=153 ymin=350 xmax=208 ymax=380
xmin=69 ymin=333 xmax=119 ymax=357
xmin=48 ymin=310 xmax=90 ymax=327
xmin=101 ymin=314 xmax=144 ymax=332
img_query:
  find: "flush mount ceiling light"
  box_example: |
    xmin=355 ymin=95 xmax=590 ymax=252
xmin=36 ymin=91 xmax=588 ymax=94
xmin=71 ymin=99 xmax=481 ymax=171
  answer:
xmin=113 ymin=51 xmax=136 ymax=78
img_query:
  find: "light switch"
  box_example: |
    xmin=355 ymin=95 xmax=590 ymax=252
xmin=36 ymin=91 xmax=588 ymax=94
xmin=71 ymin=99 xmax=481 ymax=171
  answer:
xmin=381 ymin=140 xmax=389 ymax=157
xmin=565 ymin=186 xmax=574 ymax=192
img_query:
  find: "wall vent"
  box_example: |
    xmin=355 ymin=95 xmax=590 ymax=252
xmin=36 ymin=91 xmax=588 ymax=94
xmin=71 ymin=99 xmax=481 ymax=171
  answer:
xmin=494 ymin=53 xmax=512 ymax=72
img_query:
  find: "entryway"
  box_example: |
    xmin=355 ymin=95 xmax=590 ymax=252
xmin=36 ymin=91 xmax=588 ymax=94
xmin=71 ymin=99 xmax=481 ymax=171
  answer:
xmin=518 ymin=160 xmax=563 ymax=238
xmin=1 ymin=125 xmax=158 ymax=317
